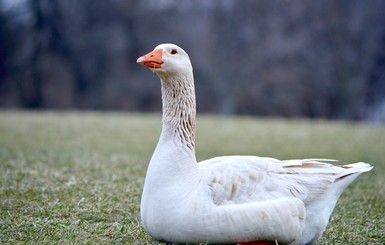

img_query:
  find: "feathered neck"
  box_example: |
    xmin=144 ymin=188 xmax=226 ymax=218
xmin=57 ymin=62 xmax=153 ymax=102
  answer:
xmin=158 ymin=72 xmax=196 ymax=152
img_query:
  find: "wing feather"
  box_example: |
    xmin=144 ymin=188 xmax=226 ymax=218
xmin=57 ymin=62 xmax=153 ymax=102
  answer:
xmin=199 ymin=156 xmax=341 ymax=205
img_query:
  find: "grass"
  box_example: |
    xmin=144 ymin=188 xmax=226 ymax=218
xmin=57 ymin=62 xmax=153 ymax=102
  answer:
xmin=0 ymin=111 xmax=384 ymax=244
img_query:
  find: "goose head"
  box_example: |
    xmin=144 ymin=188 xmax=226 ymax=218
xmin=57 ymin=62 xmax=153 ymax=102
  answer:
xmin=137 ymin=43 xmax=193 ymax=79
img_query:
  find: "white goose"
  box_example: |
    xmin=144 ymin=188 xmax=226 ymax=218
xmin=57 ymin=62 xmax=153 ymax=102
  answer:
xmin=136 ymin=43 xmax=372 ymax=245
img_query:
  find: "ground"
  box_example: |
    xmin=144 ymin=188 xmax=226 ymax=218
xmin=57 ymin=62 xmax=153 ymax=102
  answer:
xmin=0 ymin=111 xmax=384 ymax=244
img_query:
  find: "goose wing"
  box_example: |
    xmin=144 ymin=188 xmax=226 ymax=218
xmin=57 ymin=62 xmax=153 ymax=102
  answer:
xmin=199 ymin=156 xmax=343 ymax=206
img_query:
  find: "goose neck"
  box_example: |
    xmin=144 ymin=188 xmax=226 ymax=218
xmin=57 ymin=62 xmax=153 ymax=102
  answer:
xmin=160 ymin=74 xmax=196 ymax=152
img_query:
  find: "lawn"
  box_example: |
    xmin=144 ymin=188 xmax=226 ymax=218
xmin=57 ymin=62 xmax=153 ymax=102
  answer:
xmin=0 ymin=111 xmax=384 ymax=244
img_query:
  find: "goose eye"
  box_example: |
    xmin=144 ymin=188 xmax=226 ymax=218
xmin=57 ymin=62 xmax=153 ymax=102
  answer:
xmin=170 ymin=49 xmax=177 ymax=55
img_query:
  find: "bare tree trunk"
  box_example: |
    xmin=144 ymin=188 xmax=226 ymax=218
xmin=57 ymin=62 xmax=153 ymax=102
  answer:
xmin=25 ymin=0 xmax=44 ymax=108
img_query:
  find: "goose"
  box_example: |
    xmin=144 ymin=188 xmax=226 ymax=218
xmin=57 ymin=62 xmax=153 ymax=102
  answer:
xmin=136 ymin=43 xmax=373 ymax=245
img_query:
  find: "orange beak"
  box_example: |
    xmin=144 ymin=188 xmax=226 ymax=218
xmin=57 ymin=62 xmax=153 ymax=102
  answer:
xmin=136 ymin=48 xmax=163 ymax=69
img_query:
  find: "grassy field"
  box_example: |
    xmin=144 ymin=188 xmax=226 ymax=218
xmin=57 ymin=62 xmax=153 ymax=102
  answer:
xmin=0 ymin=111 xmax=384 ymax=244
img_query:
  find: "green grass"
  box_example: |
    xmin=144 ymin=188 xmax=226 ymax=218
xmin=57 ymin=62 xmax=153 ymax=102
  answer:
xmin=0 ymin=111 xmax=384 ymax=244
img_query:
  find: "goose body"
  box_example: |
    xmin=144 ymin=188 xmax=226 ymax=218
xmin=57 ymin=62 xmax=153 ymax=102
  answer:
xmin=137 ymin=43 xmax=372 ymax=245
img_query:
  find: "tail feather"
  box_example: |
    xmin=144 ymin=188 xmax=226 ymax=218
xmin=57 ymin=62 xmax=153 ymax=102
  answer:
xmin=341 ymin=162 xmax=373 ymax=171
xmin=337 ymin=162 xmax=373 ymax=179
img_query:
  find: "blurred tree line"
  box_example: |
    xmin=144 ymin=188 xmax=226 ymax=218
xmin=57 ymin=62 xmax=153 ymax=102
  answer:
xmin=0 ymin=0 xmax=384 ymax=122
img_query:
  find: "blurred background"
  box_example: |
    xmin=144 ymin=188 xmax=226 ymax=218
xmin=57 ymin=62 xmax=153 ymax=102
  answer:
xmin=0 ymin=0 xmax=384 ymax=123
